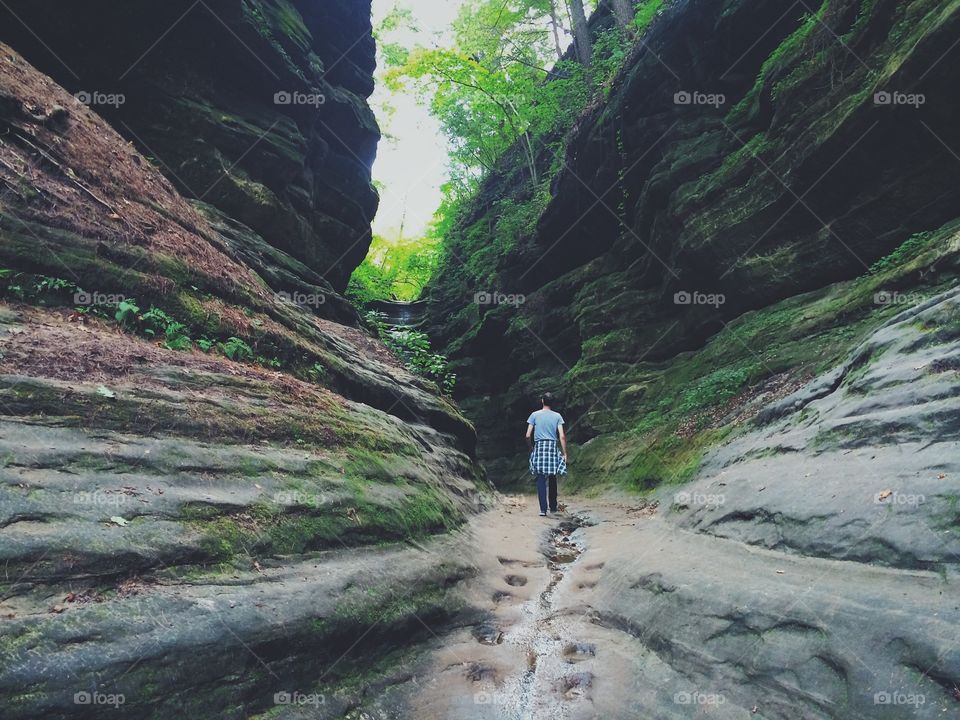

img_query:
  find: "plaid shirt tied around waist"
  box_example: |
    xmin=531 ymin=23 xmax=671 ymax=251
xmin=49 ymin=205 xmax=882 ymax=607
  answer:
xmin=529 ymin=439 xmax=567 ymax=476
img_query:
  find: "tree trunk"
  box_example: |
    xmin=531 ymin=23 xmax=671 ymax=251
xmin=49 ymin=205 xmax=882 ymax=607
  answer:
xmin=567 ymin=0 xmax=591 ymax=67
xmin=612 ymin=0 xmax=635 ymax=29
xmin=548 ymin=0 xmax=564 ymax=61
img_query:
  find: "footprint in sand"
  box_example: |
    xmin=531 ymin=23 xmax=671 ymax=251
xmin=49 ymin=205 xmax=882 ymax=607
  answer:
xmin=464 ymin=662 xmax=498 ymax=682
xmin=558 ymin=671 xmax=594 ymax=700
xmin=576 ymin=580 xmax=598 ymax=590
xmin=492 ymin=590 xmax=513 ymax=604
xmin=497 ymin=556 xmax=542 ymax=568
xmin=504 ymin=574 xmax=528 ymax=587
xmin=472 ymin=622 xmax=504 ymax=645
xmin=562 ymin=642 xmax=596 ymax=663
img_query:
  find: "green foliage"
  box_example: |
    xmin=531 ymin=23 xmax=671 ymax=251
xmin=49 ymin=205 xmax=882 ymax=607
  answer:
xmin=728 ymin=0 xmax=830 ymax=121
xmin=162 ymin=322 xmax=193 ymax=351
xmin=347 ymin=232 xmax=442 ymax=303
xmin=382 ymin=0 xmax=602 ymax=195
xmin=366 ymin=0 xmax=659 ymax=305
xmin=633 ymin=0 xmax=664 ymax=33
xmin=115 ymin=301 xmax=195 ymax=350
xmin=869 ymin=231 xmax=934 ymax=275
xmin=0 ymin=269 xmax=79 ymax=305
xmin=219 ymin=336 xmax=254 ymax=362
xmin=307 ymin=362 xmax=329 ymax=383
xmin=0 ymin=269 xmax=282 ymax=369
xmin=365 ymin=311 xmax=456 ymax=395
xmin=139 ymin=306 xmax=174 ymax=336
xmin=114 ymin=299 xmax=141 ymax=328
xmin=676 ymin=365 xmax=760 ymax=415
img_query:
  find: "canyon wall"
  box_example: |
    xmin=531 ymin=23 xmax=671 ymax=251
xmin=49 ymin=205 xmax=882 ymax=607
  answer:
xmin=0 ymin=4 xmax=486 ymax=717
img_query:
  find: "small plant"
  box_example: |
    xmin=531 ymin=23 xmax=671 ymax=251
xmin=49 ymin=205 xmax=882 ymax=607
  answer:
xmin=114 ymin=299 xmax=141 ymax=328
xmin=0 ymin=269 xmax=80 ymax=305
xmin=381 ymin=327 xmax=456 ymax=396
xmin=196 ymin=337 xmax=215 ymax=353
xmin=219 ymin=336 xmax=253 ymax=361
xmin=139 ymin=306 xmax=175 ymax=337
xmin=307 ymin=362 xmax=328 ymax=383
xmin=162 ymin=321 xmax=193 ymax=351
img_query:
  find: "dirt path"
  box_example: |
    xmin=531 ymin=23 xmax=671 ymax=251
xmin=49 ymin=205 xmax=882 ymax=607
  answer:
xmin=409 ymin=496 xmax=655 ymax=720
xmin=406 ymin=494 xmax=960 ymax=720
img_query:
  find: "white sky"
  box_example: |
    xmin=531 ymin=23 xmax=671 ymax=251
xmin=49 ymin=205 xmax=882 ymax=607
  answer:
xmin=370 ymin=0 xmax=469 ymax=239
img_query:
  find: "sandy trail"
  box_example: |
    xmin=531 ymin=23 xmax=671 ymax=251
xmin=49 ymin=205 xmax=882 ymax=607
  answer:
xmin=406 ymin=494 xmax=960 ymax=720
xmin=409 ymin=496 xmax=656 ymax=720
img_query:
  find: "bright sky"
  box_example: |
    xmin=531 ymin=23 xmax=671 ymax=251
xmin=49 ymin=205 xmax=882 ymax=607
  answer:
xmin=370 ymin=0 xmax=468 ymax=240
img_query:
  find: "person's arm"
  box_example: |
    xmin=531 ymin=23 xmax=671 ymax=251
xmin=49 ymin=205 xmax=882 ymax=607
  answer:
xmin=526 ymin=423 xmax=534 ymax=451
xmin=558 ymin=424 xmax=568 ymax=462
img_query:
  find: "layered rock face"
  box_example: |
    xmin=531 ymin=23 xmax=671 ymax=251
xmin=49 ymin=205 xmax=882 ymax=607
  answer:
xmin=0 ymin=5 xmax=484 ymax=716
xmin=577 ymin=287 xmax=960 ymax=718
xmin=416 ymin=2 xmax=960 ymax=713
xmin=0 ymin=0 xmax=380 ymax=292
xmin=426 ymin=0 xmax=960 ymax=482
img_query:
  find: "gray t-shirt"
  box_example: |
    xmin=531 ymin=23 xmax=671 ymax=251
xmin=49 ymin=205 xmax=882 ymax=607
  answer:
xmin=527 ymin=409 xmax=564 ymax=442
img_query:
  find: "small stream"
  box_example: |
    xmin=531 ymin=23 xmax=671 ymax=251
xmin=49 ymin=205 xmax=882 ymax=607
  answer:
xmin=500 ymin=516 xmax=589 ymax=719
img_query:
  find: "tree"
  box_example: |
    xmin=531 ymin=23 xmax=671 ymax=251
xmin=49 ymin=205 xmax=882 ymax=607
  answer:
xmin=611 ymin=0 xmax=635 ymax=30
xmin=548 ymin=0 xmax=565 ymax=60
xmin=386 ymin=0 xmax=591 ymax=190
xmin=567 ymin=0 xmax=592 ymax=67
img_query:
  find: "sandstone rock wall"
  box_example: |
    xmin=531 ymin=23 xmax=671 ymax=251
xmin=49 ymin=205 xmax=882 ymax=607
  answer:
xmin=425 ymin=0 xmax=960 ymax=483
xmin=0 ymin=0 xmax=381 ymax=292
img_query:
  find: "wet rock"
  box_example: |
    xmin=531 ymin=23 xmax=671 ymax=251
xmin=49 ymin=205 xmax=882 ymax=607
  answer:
xmin=472 ymin=622 xmax=504 ymax=646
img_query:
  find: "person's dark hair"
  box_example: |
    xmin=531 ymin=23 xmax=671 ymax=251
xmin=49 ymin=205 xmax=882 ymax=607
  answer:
xmin=541 ymin=392 xmax=554 ymax=407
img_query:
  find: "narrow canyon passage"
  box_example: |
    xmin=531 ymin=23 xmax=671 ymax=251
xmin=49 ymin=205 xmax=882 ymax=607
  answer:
xmin=0 ymin=0 xmax=959 ymax=717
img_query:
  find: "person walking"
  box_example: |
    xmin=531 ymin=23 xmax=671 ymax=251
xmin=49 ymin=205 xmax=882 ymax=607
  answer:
xmin=525 ymin=392 xmax=568 ymax=516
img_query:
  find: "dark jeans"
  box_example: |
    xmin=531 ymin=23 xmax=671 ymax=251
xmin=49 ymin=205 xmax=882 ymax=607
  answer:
xmin=536 ymin=473 xmax=558 ymax=513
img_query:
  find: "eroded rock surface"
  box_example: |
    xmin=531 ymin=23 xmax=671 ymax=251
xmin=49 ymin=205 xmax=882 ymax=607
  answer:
xmin=0 ymin=0 xmax=380 ymax=291
xmin=0 ymin=33 xmax=483 ymax=719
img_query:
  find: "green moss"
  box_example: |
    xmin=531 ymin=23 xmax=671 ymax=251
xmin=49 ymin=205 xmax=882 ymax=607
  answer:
xmin=557 ymin=221 xmax=957 ymax=493
xmin=267 ymin=513 xmax=348 ymax=554
xmin=196 ymin=517 xmax=261 ymax=561
xmin=0 ymin=623 xmax=45 ymax=664
xmin=727 ymin=0 xmax=831 ymax=124
xmin=869 ymin=231 xmax=935 ymax=275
